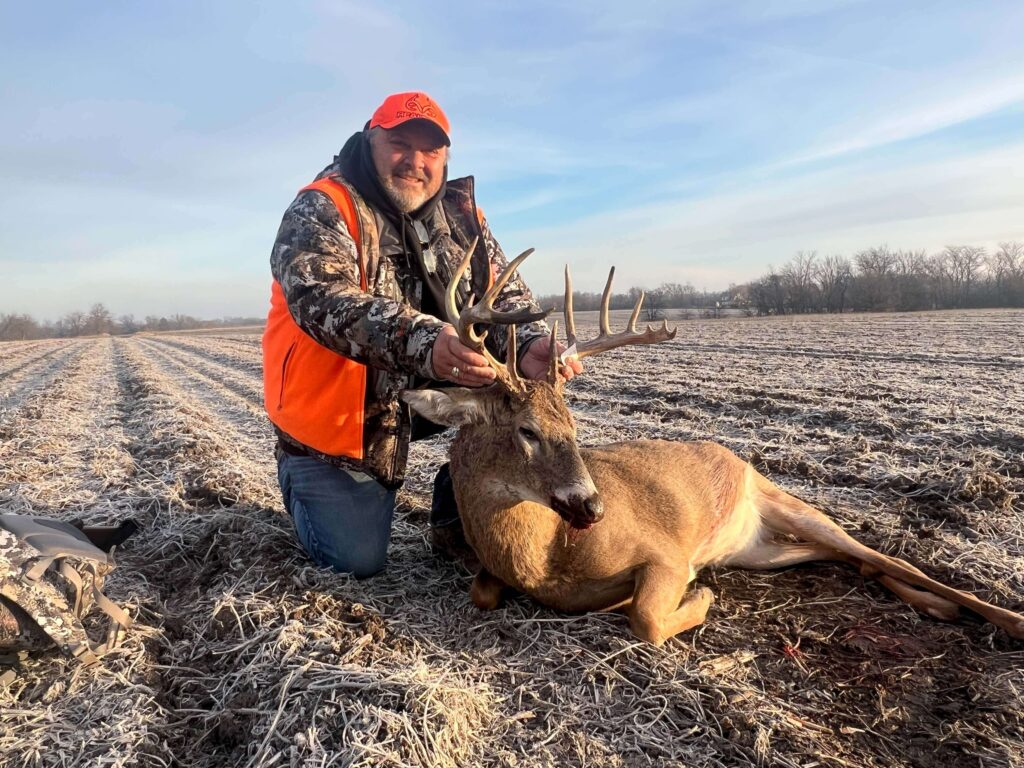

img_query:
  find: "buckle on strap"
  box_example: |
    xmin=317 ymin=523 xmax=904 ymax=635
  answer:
xmin=65 ymin=641 xmax=100 ymax=667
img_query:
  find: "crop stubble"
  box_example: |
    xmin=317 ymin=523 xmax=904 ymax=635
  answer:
xmin=0 ymin=309 xmax=1022 ymax=768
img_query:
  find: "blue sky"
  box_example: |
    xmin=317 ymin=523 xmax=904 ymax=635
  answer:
xmin=2 ymin=1 xmax=1022 ymax=320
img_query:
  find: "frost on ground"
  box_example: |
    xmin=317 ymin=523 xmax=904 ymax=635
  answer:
xmin=0 ymin=309 xmax=1022 ymax=768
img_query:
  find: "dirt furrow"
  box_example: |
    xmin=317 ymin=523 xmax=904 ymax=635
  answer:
xmin=146 ymin=332 xmax=262 ymax=361
xmin=115 ymin=338 xmax=278 ymax=510
xmin=0 ymin=338 xmax=136 ymax=518
xmin=673 ymin=341 xmax=1024 ymax=369
xmin=0 ymin=341 xmax=90 ymax=422
xmin=202 ymin=334 xmax=262 ymax=354
xmin=148 ymin=334 xmax=264 ymax=377
xmin=0 ymin=340 xmax=53 ymax=372
xmin=136 ymin=337 xmax=264 ymax=411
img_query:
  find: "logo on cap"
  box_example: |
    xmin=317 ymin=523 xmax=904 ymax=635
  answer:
xmin=401 ymin=94 xmax=438 ymax=118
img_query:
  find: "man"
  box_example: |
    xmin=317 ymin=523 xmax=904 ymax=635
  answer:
xmin=262 ymin=91 xmax=581 ymax=577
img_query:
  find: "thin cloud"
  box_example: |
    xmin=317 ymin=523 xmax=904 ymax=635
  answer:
xmin=789 ymin=73 xmax=1024 ymax=164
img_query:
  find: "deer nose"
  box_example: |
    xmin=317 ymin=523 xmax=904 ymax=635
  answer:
xmin=550 ymin=485 xmax=604 ymax=529
xmin=582 ymin=494 xmax=604 ymax=525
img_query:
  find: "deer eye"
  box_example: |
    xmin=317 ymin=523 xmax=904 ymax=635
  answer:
xmin=518 ymin=426 xmax=540 ymax=443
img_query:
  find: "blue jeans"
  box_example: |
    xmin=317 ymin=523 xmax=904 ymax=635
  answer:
xmin=276 ymin=452 xmax=397 ymax=578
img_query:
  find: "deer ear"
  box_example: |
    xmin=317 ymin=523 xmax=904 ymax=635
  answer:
xmin=401 ymin=388 xmax=493 ymax=427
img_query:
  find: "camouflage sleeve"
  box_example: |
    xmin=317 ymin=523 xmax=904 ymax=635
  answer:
xmin=271 ymin=191 xmax=444 ymax=379
xmin=478 ymin=215 xmax=551 ymax=362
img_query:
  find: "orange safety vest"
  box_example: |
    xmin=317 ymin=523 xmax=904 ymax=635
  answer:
xmin=262 ymin=177 xmax=369 ymax=459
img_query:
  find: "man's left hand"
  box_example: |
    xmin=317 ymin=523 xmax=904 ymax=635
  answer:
xmin=519 ymin=335 xmax=584 ymax=382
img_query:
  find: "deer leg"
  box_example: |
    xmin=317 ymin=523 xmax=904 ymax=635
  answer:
xmin=873 ymin=574 xmax=961 ymax=620
xmin=725 ymin=540 xmax=839 ymax=569
xmin=728 ymin=540 xmax=961 ymax=620
xmin=627 ymin=565 xmax=715 ymax=646
xmin=470 ymin=568 xmax=509 ymax=611
xmin=756 ymin=479 xmax=1024 ymax=638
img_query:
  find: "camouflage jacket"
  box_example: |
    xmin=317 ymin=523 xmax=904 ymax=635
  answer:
xmin=270 ymin=166 xmax=550 ymax=486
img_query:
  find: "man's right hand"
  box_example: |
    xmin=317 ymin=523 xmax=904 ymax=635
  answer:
xmin=430 ymin=325 xmax=497 ymax=387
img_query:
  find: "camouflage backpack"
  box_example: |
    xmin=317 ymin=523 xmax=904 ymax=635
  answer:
xmin=0 ymin=514 xmax=134 ymax=684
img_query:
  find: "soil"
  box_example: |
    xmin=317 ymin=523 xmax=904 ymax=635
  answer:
xmin=1 ymin=308 xmax=1022 ymax=767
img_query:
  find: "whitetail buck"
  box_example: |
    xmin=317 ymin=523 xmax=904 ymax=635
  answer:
xmin=403 ymin=248 xmax=1024 ymax=646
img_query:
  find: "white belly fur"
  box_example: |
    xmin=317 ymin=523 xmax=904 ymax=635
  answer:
xmin=691 ymin=463 xmax=765 ymax=570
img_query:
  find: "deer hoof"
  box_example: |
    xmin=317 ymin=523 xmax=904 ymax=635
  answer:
xmin=925 ymin=605 xmax=960 ymax=622
xmin=470 ymin=576 xmax=503 ymax=611
xmin=1011 ymin=619 xmax=1024 ymax=640
xmin=692 ymin=587 xmax=716 ymax=607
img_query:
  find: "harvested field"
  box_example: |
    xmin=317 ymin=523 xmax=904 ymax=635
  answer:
xmin=1 ymin=309 xmax=1023 ymax=767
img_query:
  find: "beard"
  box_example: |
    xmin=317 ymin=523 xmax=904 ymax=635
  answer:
xmin=379 ymin=170 xmax=435 ymax=213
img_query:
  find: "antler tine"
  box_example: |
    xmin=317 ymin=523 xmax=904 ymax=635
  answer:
xmin=564 ymin=265 xmax=578 ymax=349
xmin=444 ymin=237 xmax=478 ymax=326
xmin=627 ymin=289 xmax=645 ymax=333
xmin=599 ymin=267 xmax=614 ymax=337
xmin=547 ymin=319 xmax=560 ymax=384
xmin=574 ymin=266 xmax=678 ymax=359
xmin=505 ymin=323 xmax=522 ymax=388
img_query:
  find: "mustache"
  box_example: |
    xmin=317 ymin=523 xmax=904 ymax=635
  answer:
xmin=393 ymin=166 xmax=428 ymax=182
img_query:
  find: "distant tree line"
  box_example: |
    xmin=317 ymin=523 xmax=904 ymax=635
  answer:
xmin=0 ymin=303 xmax=264 ymax=342
xmin=4 ymin=241 xmax=1022 ymax=341
xmin=535 ymin=283 xmax=711 ymax=320
xmin=535 ymin=241 xmax=1024 ymax=319
xmin=740 ymin=242 xmax=1024 ymax=315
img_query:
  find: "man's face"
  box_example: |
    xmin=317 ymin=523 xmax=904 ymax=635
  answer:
xmin=369 ymin=122 xmax=447 ymax=213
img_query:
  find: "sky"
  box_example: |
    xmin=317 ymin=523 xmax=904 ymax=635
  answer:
xmin=2 ymin=1 xmax=1022 ymax=321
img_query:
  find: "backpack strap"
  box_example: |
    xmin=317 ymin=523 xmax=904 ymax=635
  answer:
xmin=300 ymin=176 xmax=368 ymax=291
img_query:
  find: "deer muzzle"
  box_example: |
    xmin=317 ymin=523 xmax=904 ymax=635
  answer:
xmin=550 ymin=487 xmax=604 ymax=530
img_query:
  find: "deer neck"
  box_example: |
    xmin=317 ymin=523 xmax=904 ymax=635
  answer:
xmin=449 ymin=425 xmax=562 ymax=589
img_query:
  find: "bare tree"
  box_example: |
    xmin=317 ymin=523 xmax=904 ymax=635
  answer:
xmin=0 ymin=313 xmax=43 ymax=341
xmin=749 ymin=268 xmax=787 ymax=316
xmin=989 ymin=241 xmax=1024 ymax=306
xmin=892 ymin=249 xmax=929 ymax=310
xmin=652 ymin=281 xmax=699 ymax=309
xmin=643 ymin=288 xmax=666 ymax=321
xmin=941 ymin=245 xmax=986 ymax=308
xmin=86 ymin=303 xmax=114 ymax=335
xmin=852 ymin=246 xmax=896 ymax=310
xmin=745 ymin=240 xmax=1020 ymax=314
xmin=117 ymin=314 xmax=139 ymax=334
xmin=60 ymin=310 xmax=87 ymax=337
xmin=815 ymin=254 xmax=852 ymax=313
xmin=781 ymin=251 xmax=818 ymax=313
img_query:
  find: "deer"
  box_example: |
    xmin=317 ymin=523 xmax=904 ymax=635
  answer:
xmin=402 ymin=246 xmax=1024 ymax=646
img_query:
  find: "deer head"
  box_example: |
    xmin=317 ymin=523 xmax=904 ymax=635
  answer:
xmin=402 ymin=246 xmax=675 ymax=530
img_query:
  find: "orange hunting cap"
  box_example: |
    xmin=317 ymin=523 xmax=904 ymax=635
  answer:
xmin=369 ymin=91 xmax=451 ymax=146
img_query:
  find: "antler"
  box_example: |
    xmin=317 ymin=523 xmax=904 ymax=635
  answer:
xmin=444 ymin=238 xmax=550 ymax=390
xmin=563 ymin=265 xmax=677 ymax=359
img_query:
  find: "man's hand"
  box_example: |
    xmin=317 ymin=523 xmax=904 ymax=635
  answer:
xmin=519 ymin=335 xmax=584 ymax=382
xmin=430 ymin=325 xmax=496 ymax=387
